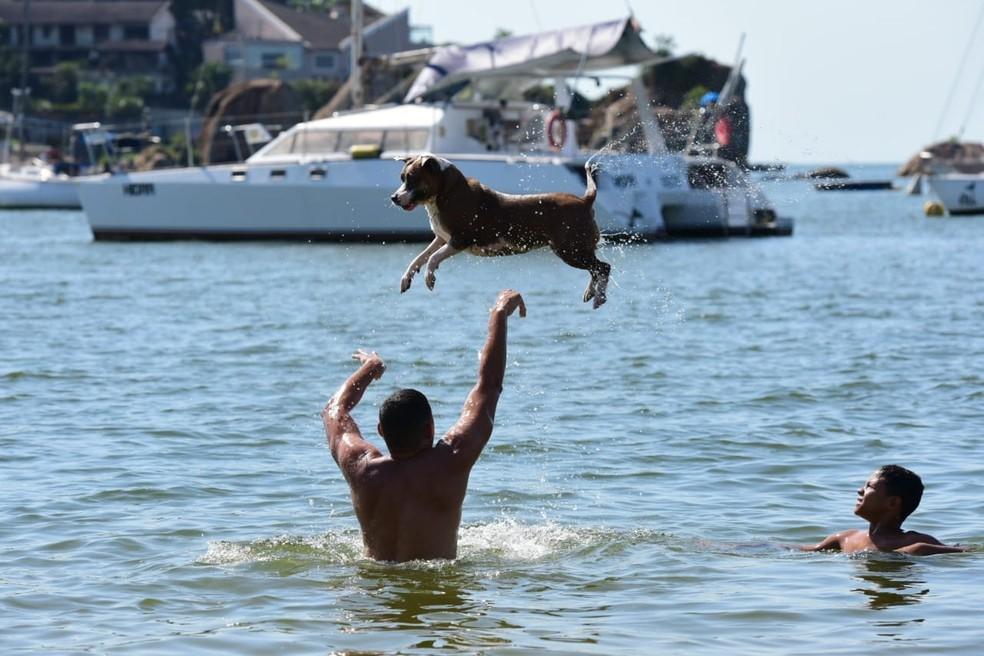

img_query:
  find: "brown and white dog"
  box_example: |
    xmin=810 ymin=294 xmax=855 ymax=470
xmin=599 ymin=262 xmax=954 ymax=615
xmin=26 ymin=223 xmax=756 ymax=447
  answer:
xmin=390 ymin=155 xmax=611 ymax=308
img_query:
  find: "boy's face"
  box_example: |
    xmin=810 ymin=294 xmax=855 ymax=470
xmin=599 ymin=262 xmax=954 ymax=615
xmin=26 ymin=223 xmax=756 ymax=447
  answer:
xmin=854 ymin=472 xmax=900 ymax=521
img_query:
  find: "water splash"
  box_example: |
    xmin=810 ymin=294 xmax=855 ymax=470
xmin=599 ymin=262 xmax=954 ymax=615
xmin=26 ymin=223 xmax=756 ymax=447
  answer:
xmin=197 ymin=520 xmax=670 ymax=569
xmin=198 ymin=531 xmax=363 ymax=567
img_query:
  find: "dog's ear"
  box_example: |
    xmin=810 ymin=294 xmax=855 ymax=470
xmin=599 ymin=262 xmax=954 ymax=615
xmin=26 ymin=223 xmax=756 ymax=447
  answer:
xmin=394 ymin=156 xmax=413 ymax=163
xmin=422 ymin=156 xmax=442 ymax=174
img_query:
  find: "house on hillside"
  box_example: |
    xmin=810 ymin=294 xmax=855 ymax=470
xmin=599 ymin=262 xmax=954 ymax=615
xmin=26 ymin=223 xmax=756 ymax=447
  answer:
xmin=203 ymin=0 xmax=412 ymax=83
xmin=0 ymin=0 xmax=176 ymax=92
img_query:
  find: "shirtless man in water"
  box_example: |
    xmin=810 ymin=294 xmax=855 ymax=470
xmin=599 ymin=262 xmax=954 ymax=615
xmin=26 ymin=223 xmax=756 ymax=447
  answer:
xmin=323 ymin=289 xmax=526 ymax=562
xmin=803 ymin=465 xmax=967 ymax=556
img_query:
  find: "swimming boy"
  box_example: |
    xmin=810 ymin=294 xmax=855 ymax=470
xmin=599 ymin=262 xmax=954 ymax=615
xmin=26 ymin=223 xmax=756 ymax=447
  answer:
xmin=323 ymin=289 xmax=526 ymax=562
xmin=804 ymin=465 xmax=967 ymax=555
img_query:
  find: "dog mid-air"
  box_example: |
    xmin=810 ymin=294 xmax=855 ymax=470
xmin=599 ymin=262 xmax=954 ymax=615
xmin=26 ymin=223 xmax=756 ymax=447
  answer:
xmin=390 ymin=154 xmax=611 ymax=308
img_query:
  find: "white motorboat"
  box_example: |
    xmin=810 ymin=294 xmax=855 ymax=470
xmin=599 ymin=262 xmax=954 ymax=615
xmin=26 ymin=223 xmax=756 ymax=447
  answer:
xmin=79 ymin=17 xmax=791 ymax=240
xmin=926 ymin=174 xmax=983 ymax=215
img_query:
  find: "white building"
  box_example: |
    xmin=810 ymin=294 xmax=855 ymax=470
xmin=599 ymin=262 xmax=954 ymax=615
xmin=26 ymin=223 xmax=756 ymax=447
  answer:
xmin=0 ymin=0 xmax=176 ymax=92
xmin=203 ymin=0 xmax=412 ymax=83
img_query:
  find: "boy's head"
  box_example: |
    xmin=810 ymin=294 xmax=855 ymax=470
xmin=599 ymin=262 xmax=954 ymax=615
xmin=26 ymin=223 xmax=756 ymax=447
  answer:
xmin=377 ymin=388 xmax=434 ymax=458
xmin=854 ymin=465 xmax=924 ymax=524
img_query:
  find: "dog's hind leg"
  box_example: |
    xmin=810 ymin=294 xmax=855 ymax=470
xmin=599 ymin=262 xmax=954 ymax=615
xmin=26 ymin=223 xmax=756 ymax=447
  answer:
xmin=550 ymin=245 xmax=612 ymax=309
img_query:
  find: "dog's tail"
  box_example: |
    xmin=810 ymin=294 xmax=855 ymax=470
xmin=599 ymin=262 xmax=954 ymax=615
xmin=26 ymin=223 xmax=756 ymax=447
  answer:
xmin=582 ymin=161 xmax=598 ymax=207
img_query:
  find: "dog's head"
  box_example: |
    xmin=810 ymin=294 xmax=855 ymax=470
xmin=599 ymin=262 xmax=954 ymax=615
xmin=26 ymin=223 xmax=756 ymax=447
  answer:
xmin=390 ymin=155 xmax=451 ymax=211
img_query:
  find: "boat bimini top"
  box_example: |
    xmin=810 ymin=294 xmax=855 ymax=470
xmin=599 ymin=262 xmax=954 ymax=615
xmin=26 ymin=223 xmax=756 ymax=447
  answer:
xmin=404 ymin=16 xmax=656 ymax=103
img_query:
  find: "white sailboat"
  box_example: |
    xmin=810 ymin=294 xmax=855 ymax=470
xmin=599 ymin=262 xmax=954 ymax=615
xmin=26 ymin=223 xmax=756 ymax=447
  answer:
xmin=926 ymin=174 xmax=983 ymax=215
xmin=0 ymin=122 xmax=117 ymax=210
xmin=78 ymin=14 xmax=790 ymax=240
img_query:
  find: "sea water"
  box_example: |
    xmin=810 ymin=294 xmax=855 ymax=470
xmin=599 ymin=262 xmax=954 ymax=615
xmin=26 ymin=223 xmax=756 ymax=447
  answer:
xmin=1 ymin=165 xmax=982 ymax=654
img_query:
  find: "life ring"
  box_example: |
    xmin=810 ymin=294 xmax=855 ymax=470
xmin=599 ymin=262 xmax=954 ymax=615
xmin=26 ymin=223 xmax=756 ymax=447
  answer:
xmin=546 ymin=110 xmax=567 ymax=151
xmin=714 ymin=116 xmax=733 ymax=147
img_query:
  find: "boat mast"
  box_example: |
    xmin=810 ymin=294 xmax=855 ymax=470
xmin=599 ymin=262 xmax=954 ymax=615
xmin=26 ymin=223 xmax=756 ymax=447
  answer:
xmin=349 ymin=0 xmax=364 ymax=109
xmin=16 ymin=0 xmax=30 ymax=161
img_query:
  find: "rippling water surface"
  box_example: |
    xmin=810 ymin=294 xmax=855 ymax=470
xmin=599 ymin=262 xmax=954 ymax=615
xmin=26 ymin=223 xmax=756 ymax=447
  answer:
xmin=2 ymin=165 xmax=982 ymax=654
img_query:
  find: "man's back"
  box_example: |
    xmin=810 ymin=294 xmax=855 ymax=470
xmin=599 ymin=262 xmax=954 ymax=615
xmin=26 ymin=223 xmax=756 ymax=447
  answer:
xmin=349 ymin=442 xmax=470 ymax=561
xmin=324 ymin=290 xmax=526 ymax=562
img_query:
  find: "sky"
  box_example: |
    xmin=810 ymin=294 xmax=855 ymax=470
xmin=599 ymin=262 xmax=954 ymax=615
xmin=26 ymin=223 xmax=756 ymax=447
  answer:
xmin=369 ymin=0 xmax=984 ymax=164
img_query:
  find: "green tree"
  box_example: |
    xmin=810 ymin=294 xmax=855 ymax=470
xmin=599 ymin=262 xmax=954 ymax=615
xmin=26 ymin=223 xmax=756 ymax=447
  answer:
xmin=169 ymin=0 xmax=234 ymax=105
xmin=0 ymin=46 xmax=24 ymax=110
xmin=187 ymin=62 xmax=232 ymax=111
xmin=681 ymin=84 xmax=710 ymax=110
xmin=652 ymin=34 xmax=676 ymax=58
xmin=77 ymin=81 xmax=110 ymax=114
xmin=106 ymin=77 xmax=153 ymax=119
xmin=50 ymin=62 xmax=81 ymax=104
xmin=290 ymin=79 xmax=341 ymax=113
xmin=288 ymin=0 xmax=338 ymax=10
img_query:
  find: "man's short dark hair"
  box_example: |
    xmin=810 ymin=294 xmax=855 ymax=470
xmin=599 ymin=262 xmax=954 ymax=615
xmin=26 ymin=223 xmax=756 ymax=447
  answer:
xmin=876 ymin=465 xmax=924 ymax=521
xmin=379 ymin=388 xmax=433 ymax=453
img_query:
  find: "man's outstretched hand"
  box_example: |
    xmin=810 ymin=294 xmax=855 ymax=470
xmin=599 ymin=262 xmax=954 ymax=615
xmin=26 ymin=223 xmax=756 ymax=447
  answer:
xmin=352 ymin=349 xmax=386 ymax=380
xmin=492 ymin=289 xmax=526 ymax=318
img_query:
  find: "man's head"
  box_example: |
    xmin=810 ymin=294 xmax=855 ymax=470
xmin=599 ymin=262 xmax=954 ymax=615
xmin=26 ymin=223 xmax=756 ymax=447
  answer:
xmin=390 ymin=155 xmax=451 ymax=211
xmin=378 ymin=388 xmax=434 ymax=458
xmin=854 ymin=465 xmax=924 ymax=524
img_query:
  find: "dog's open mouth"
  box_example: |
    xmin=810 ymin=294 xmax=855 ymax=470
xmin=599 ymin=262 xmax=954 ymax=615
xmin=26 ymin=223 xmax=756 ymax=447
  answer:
xmin=402 ymin=201 xmax=417 ymax=211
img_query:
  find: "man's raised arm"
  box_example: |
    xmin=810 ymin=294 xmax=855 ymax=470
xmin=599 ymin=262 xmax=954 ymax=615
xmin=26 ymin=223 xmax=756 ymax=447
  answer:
xmin=444 ymin=290 xmax=526 ymax=465
xmin=324 ymin=350 xmax=385 ymax=472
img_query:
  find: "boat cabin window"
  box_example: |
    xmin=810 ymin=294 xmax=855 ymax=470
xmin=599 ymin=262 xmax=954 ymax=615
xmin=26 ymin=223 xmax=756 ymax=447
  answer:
xmin=382 ymin=129 xmax=429 ymax=152
xmin=270 ymin=169 xmax=287 ymax=179
xmin=296 ymin=130 xmax=340 ymax=155
xmin=261 ymin=128 xmax=430 ymax=156
xmin=336 ymin=130 xmax=384 ymax=150
xmin=263 ymin=133 xmax=296 ymax=157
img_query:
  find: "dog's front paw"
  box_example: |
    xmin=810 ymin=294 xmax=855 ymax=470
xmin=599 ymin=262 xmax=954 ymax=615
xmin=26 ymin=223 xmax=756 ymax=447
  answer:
xmin=400 ymin=276 xmax=412 ymax=293
xmin=425 ymin=272 xmax=436 ymax=290
xmin=592 ymin=292 xmax=607 ymax=309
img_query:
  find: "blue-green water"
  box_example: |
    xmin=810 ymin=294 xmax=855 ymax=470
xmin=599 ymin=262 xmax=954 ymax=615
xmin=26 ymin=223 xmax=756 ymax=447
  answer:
xmin=2 ymin=166 xmax=982 ymax=654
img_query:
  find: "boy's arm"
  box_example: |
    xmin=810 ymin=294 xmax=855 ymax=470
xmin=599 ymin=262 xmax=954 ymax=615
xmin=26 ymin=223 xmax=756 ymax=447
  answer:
xmin=799 ymin=532 xmax=847 ymax=552
xmin=896 ymin=536 xmax=968 ymax=555
xmin=324 ymin=350 xmax=385 ymax=475
xmin=443 ymin=290 xmax=526 ymax=466
xmin=896 ymin=543 xmax=968 ymax=555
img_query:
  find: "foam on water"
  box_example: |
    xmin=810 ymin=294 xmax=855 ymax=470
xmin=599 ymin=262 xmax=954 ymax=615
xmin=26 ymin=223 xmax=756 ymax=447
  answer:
xmin=198 ymin=520 xmax=670 ymax=569
xmin=199 ymin=532 xmax=364 ymax=567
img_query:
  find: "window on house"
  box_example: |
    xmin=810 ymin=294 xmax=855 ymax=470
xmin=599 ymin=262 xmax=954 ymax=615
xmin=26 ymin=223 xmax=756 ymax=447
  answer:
xmin=261 ymin=52 xmax=287 ymax=69
xmin=315 ymin=54 xmax=335 ymax=69
xmin=41 ymin=26 xmax=53 ymax=39
xmin=59 ymin=25 xmax=75 ymax=46
xmin=123 ymin=25 xmax=149 ymax=40
xmin=224 ymin=46 xmax=242 ymax=66
xmin=94 ymin=25 xmax=109 ymax=43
